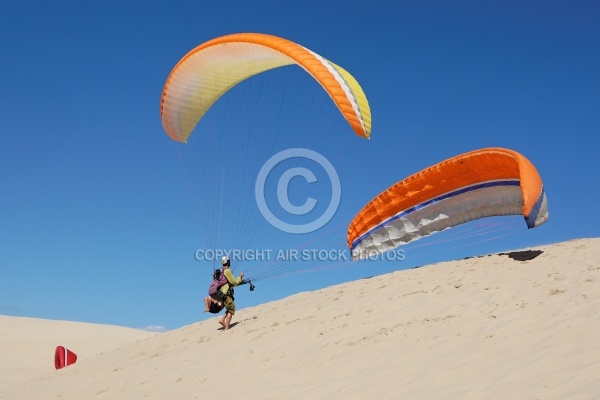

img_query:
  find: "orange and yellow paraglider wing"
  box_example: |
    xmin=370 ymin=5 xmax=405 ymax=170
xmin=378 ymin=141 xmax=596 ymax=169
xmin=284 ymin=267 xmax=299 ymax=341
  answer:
xmin=348 ymin=148 xmax=548 ymax=260
xmin=160 ymin=33 xmax=371 ymax=143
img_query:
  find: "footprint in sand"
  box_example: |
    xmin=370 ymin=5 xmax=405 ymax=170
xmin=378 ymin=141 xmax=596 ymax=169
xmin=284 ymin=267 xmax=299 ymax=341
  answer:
xmin=548 ymin=289 xmax=566 ymax=296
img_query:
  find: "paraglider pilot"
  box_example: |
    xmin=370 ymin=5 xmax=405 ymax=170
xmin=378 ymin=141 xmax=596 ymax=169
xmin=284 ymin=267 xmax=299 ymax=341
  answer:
xmin=217 ymin=255 xmax=244 ymax=330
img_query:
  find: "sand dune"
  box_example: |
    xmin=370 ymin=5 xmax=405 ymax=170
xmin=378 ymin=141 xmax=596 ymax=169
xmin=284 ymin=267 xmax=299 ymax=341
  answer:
xmin=2 ymin=238 xmax=599 ymax=399
xmin=0 ymin=316 xmax=156 ymax=389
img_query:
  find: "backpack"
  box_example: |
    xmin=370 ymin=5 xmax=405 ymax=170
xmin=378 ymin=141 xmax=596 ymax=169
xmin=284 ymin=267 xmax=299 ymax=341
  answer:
xmin=208 ymin=268 xmax=228 ymax=296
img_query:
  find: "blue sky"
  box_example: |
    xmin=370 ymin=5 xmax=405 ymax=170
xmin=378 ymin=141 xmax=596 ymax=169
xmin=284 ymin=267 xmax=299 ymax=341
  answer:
xmin=1 ymin=1 xmax=599 ymax=331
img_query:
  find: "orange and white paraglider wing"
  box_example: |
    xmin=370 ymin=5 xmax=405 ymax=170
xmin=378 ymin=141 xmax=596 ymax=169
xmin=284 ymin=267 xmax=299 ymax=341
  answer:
xmin=160 ymin=33 xmax=371 ymax=143
xmin=348 ymin=148 xmax=548 ymax=260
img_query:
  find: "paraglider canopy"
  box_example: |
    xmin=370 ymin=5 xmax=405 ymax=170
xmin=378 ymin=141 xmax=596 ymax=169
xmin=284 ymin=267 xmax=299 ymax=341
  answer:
xmin=348 ymin=148 xmax=549 ymax=260
xmin=160 ymin=32 xmax=372 ymax=143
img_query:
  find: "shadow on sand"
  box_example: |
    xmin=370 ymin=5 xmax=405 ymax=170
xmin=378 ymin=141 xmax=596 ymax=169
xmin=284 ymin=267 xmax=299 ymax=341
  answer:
xmin=462 ymin=249 xmax=544 ymax=262
xmin=498 ymin=250 xmax=544 ymax=261
xmin=218 ymin=322 xmax=240 ymax=331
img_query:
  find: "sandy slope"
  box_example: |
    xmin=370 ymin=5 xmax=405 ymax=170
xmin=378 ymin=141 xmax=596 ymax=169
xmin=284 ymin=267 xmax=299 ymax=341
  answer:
xmin=0 ymin=316 xmax=156 ymax=389
xmin=2 ymin=238 xmax=599 ymax=399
